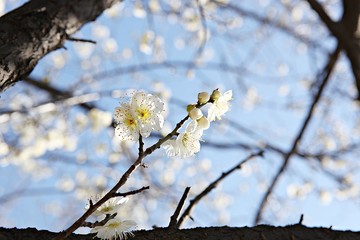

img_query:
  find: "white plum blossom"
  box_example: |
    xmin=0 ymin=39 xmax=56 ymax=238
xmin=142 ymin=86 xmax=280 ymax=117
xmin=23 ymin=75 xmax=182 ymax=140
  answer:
xmin=91 ymin=217 xmax=137 ymax=240
xmin=130 ymin=91 xmax=164 ymax=137
xmin=94 ymin=197 xmax=129 ymax=216
xmin=163 ymin=121 xmax=203 ymax=158
xmin=114 ymin=91 xmax=164 ymax=140
xmin=86 ymin=193 xmax=129 ymax=216
xmin=208 ymin=90 xmax=232 ymax=122
xmin=114 ymin=103 xmax=139 ymax=141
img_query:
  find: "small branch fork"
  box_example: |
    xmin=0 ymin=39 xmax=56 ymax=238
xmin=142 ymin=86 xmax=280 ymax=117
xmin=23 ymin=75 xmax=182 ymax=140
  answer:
xmin=253 ymin=43 xmax=342 ymax=224
xmin=173 ymin=150 xmax=263 ymax=229
xmin=81 ymin=213 xmax=117 ymax=228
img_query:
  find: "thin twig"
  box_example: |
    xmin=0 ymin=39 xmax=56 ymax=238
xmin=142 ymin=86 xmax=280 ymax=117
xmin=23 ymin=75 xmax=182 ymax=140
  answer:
xmin=298 ymin=214 xmax=304 ymax=225
xmin=194 ymin=0 xmax=208 ymax=58
xmin=67 ymin=36 xmax=96 ymax=44
xmin=138 ymin=134 xmax=144 ymax=156
xmin=114 ymin=186 xmax=150 ymax=197
xmin=81 ymin=213 xmax=117 ymax=228
xmin=168 ymin=187 xmax=191 ymax=228
xmin=254 ymin=43 xmax=342 ymax=224
xmin=176 ymin=150 xmax=263 ymax=228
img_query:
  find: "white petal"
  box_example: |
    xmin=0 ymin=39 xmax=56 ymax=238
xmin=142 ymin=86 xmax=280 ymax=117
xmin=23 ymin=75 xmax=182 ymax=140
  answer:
xmin=186 ymin=120 xmax=198 ymax=132
xmin=223 ymin=90 xmax=233 ymax=100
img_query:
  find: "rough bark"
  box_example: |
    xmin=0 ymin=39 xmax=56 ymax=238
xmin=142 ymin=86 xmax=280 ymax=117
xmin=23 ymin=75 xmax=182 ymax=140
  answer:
xmin=1 ymin=225 xmax=360 ymax=240
xmin=341 ymin=0 xmax=360 ymax=100
xmin=0 ymin=0 xmax=120 ymax=93
xmin=307 ymin=0 xmax=360 ymax=99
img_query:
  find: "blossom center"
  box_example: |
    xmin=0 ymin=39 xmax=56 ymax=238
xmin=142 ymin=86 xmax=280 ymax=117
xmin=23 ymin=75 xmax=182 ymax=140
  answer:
xmin=125 ymin=118 xmax=136 ymax=128
xmin=108 ymin=221 xmax=121 ymax=229
xmin=136 ymin=107 xmax=151 ymax=121
xmin=182 ymin=133 xmax=189 ymax=146
xmin=101 ymin=206 xmax=113 ymax=212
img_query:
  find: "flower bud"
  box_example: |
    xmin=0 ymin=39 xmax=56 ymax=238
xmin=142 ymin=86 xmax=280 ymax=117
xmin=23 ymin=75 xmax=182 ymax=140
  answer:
xmin=186 ymin=104 xmax=196 ymax=113
xmin=189 ymin=107 xmax=203 ymax=120
xmin=210 ymin=89 xmax=221 ymax=102
xmin=198 ymin=92 xmax=210 ymax=104
xmin=197 ymin=116 xmax=210 ymax=130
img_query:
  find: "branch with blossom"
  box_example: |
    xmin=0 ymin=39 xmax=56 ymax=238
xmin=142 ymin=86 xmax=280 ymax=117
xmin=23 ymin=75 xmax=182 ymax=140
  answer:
xmin=53 ymin=89 xmax=232 ymax=240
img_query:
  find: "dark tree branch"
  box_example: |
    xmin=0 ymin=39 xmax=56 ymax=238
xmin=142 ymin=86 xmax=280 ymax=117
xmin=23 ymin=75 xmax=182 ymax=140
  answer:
xmin=0 ymin=0 xmax=121 ymax=93
xmin=168 ymin=187 xmax=191 ymax=229
xmin=114 ymin=186 xmax=150 ymax=197
xmin=176 ymin=151 xmax=263 ymax=228
xmin=306 ymin=0 xmax=360 ymax=99
xmin=24 ymin=77 xmax=96 ymax=110
xmin=212 ymin=0 xmax=324 ymax=50
xmin=254 ymin=43 xmax=342 ymax=224
xmin=81 ymin=213 xmax=117 ymax=228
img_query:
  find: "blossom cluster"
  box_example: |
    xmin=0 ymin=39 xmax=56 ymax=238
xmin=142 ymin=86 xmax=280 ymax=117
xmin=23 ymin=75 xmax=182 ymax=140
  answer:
xmin=114 ymin=89 xmax=232 ymax=158
xmin=114 ymin=91 xmax=165 ymax=141
xmin=88 ymin=193 xmax=137 ymax=240
xmin=163 ymin=89 xmax=232 ymax=158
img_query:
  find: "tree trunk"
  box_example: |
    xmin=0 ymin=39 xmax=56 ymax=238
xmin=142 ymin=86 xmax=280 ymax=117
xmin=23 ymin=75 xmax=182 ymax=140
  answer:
xmin=1 ymin=225 xmax=360 ymax=240
xmin=0 ymin=0 xmax=120 ymax=93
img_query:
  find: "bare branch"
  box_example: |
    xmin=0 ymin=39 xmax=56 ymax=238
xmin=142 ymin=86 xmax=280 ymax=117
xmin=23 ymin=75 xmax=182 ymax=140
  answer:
xmin=114 ymin=186 xmax=150 ymax=197
xmin=81 ymin=213 xmax=117 ymax=228
xmin=66 ymin=37 xmax=96 ymax=44
xmin=176 ymin=150 xmax=263 ymax=228
xmin=306 ymin=0 xmax=360 ymax=99
xmin=254 ymin=43 xmax=342 ymax=224
xmin=24 ymin=77 xmax=96 ymax=111
xmin=168 ymin=187 xmax=191 ymax=229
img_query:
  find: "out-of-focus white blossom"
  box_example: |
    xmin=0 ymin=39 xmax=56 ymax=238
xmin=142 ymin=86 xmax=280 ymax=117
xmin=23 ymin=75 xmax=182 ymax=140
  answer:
xmin=89 ymin=109 xmax=112 ymax=132
xmin=102 ymin=38 xmax=118 ymax=54
xmin=104 ymin=2 xmax=124 ymax=18
xmin=139 ymin=31 xmax=155 ymax=55
xmin=133 ymin=2 xmax=146 ymax=18
xmin=0 ymin=140 xmax=9 ymax=156
xmin=149 ymin=0 xmax=161 ymax=13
